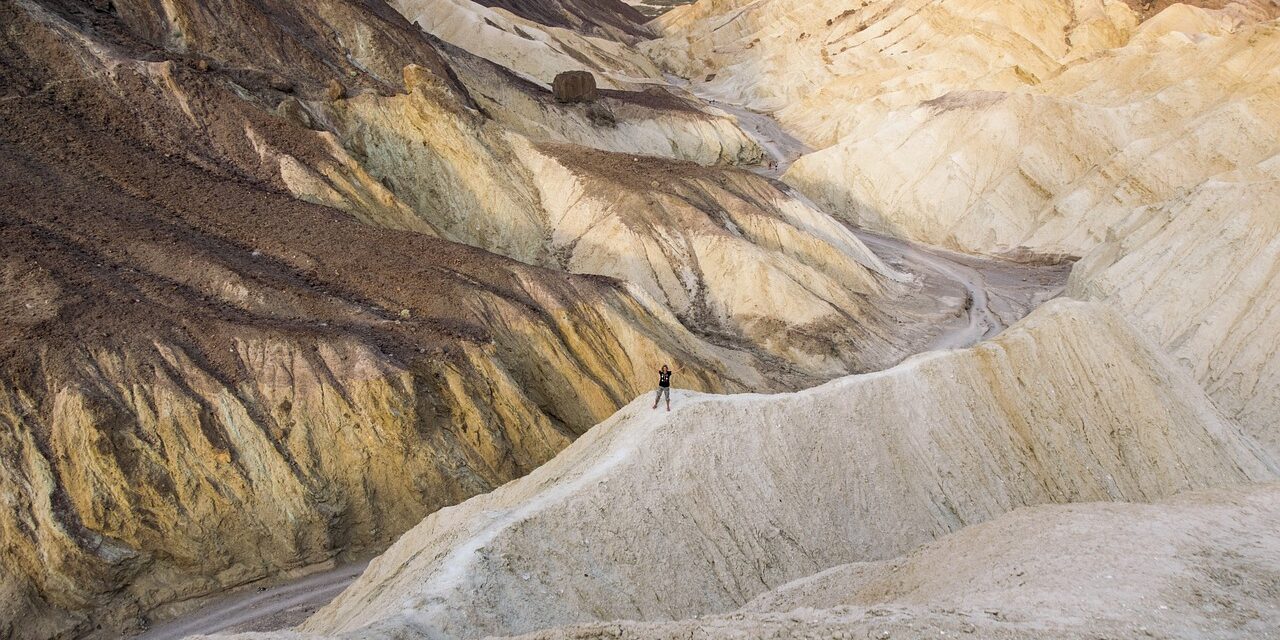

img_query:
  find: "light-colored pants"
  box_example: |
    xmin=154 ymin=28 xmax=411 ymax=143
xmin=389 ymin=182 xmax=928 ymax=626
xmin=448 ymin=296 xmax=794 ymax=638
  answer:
xmin=653 ymin=386 xmax=670 ymax=405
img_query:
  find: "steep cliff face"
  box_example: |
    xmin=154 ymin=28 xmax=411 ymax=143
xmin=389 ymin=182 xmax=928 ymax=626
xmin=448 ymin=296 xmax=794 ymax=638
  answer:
xmin=0 ymin=0 xmax=789 ymax=636
xmin=229 ymin=301 xmax=1273 ymax=640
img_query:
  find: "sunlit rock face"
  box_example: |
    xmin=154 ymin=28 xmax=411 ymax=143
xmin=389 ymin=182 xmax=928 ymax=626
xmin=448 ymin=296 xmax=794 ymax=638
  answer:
xmin=646 ymin=0 xmax=1280 ymax=459
xmin=648 ymin=0 xmax=1279 ymax=255
xmin=780 ymin=13 xmax=1280 ymax=260
xmin=1068 ymin=163 xmax=1280 ymax=458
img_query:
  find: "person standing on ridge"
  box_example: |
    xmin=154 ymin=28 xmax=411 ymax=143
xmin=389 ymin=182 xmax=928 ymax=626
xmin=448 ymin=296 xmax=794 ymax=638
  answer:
xmin=653 ymin=364 xmax=677 ymax=412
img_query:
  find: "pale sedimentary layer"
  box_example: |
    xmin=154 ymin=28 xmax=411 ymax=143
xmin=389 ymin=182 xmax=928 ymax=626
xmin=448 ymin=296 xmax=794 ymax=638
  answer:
xmin=507 ymin=482 xmax=1280 ymax=639
xmin=216 ymin=300 xmax=1274 ymax=640
xmin=783 ymin=14 xmax=1280 ymax=259
xmin=1069 ymin=159 xmax=1280 ymax=458
xmin=644 ymin=0 xmax=1139 ymax=148
xmin=648 ymin=0 xmax=1280 ymax=260
xmin=644 ymin=0 xmax=1280 ymax=456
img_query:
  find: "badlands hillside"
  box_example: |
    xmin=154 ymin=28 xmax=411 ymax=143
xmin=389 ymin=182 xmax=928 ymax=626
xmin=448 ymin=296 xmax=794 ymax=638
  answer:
xmin=648 ymin=0 xmax=1280 ymax=453
xmin=1 ymin=0 xmax=1278 ymax=639
xmin=0 ymin=0 xmax=1037 ymax=636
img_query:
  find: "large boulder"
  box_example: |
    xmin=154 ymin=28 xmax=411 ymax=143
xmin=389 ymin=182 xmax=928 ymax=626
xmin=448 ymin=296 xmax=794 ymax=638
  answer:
xmin=552 ymin=70 xmax=598 ymax=103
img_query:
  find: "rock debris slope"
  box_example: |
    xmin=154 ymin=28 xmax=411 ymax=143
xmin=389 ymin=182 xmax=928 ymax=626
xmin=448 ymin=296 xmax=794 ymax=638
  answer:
xmin=216 ymin=300 xmax=1275 ymax=640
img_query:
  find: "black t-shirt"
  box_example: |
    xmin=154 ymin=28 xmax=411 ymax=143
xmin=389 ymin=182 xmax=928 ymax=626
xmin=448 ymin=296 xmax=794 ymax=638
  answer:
xmin=659 ymin=370 xmax=672 ymax=387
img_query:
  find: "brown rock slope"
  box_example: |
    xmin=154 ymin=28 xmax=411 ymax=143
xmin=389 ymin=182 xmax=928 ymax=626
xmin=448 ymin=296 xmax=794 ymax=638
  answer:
xmin=473 ymin=0 xmax=653 ymax=41
xmin=0 ymin=0 xmax=772 ymax=637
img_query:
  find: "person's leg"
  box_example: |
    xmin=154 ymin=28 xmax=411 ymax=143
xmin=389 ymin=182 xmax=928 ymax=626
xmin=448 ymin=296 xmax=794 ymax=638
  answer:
xmin=653 ymin=387 xmax=662 ymax=409
xmin=665 ymin=386 xmax=671 ymax=411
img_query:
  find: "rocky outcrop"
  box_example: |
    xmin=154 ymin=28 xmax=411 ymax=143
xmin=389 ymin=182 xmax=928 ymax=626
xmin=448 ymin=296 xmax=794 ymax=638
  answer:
xmin=438 ymin=41 xmax=764 ymax=165
xmin=552 ymin=70 xmax=599 ymax=103
xmin=222 ymin=300 xmax=1274 ymax=640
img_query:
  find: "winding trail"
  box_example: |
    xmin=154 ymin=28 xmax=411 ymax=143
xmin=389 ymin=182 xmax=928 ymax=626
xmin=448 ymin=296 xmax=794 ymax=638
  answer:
xmin=135 ymin=563 xmax=367 ymax=640
xmin=828 ymin=210 xmax=1006 ymax=349
xmin=697 ymin=87 xmax=1030 ymax=350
